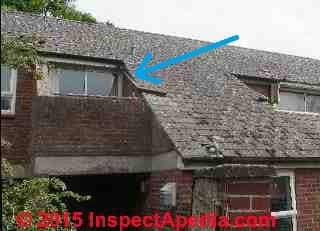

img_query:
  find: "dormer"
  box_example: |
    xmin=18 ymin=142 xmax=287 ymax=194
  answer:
xmin=237 ymin=75 xmax=320 ymax=113
xmin=37 ymin=55 xmax=127 ymax=98
xmin=278 ymin=82 xmax=320 ymax=113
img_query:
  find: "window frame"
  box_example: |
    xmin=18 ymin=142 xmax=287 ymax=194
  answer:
xmin=1 ymin=65 xmax=17 ymax=115
xmin=51 ymin=67 xmax=121 ymax=97
xmin=278 ymin=89 xmax=320 ymax=114
xmin=271 ymin=170 xmax=297 ymax=231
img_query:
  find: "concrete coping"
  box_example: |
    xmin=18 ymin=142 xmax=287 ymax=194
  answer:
xmin=194 ymin=164 xmax=276 ymax=179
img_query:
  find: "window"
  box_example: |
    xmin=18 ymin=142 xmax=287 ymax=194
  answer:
xmin=279 ymin=91 xmax=320 ymax=113
xmin=1 ymin=64 xmax=17 ymax=114
xmin=51 ymin=67 xmax=118 ymax=96
xmin=271 ymin=171 xmax=297 ymax=231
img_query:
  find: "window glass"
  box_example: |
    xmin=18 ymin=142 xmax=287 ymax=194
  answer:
xmin=306 ymin=94 xmax=320 ymax=113
xmin=59 ymin=69 xmax=85 ymax=95
xmin=279 ymin=91 xmax=305 ymax=111
xmin=271 ymin=176 xmax=292 ymax=212
xmin=273 ymin=217 xmax=293 ymax=231
xmin=56 ymin=67 xmax=117 ymax=96
xmin=1 ymin=64 xmax=11 ymax=92
xmin=1 ymin=64 xmax=16 ymax=113
xmin=1 ymin=96 xmax=11 ymax=111
xmin=271 ymin=175 xmax=296 ymax=231
xmin=87 ymin=71 xmax=115 ymax=96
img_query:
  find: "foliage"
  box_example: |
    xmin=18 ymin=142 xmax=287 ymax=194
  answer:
xmin=265 ymin=96 xmax=278 ymax=112
xmin=1 ymin=158 xmax=14 ymax=176
xmin=1 ymin=34 xmax=44 ymax=79
xmin=59 ymin=4 xmax=96 ymax=23
xmin=1 ymin=159 xmax=91 ymax=231
xmin=1 ymin=0 xmax=97 ymax=23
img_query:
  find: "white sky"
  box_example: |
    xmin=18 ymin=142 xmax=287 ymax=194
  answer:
xmin=76 ymin=0 xmax=320 ymax=59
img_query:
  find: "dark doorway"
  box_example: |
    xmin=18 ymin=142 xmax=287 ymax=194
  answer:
xmin=61 ymin=174 xmax=146 ymax=230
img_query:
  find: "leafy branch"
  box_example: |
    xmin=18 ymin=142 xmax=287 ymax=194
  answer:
xmin=1 ymin=34 xmax=44 ymax=79
xmin=1 ymin=138 xmax=91 ymax=231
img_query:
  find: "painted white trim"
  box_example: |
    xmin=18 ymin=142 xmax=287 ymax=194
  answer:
xmin=117 ymin=73 xmax=123 ymax=97
xmin=280 ymin=85 xmax=320 ymax=95
xmin=1 ymin=67 xmax=17 ymax=115
xmin=181 ymin=163 xmax=320 ymax=170
xmin=84 ymin=71 xmax=88 ymax=95
xmin=276 ymin=109 xmax=319 ymax=115
xmin=274 ymin=164 xmax=320 ymax=169
xmin=272 ymin=169 xmax=297 ymax=231
xmin=271 ymin=210 xmax=297 ymax=218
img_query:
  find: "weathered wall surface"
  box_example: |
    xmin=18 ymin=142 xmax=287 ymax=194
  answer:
xmin=247 ymin=83 xmax=271 ymax=97
xmin=2 ymin=68 xmax=175 ymax=176
xmin=123 ymin=76 xmax=141 ymax=97
xmin=31 ymin=96 xmax=152 ymax=157
xmin=295 ymin=169 xmax=320 ymax=231
xmin=30 ymin=95 xmax=175 ymax=175
xmin=192 ymin=178 xmax=220 ymax=231
xmin=1 ymin=70 xmax=36 ymax=165
xmin=142 ymin=170 xmax=194 ymax=216
xmin=193 ymin=165 xmax=275 ymax=231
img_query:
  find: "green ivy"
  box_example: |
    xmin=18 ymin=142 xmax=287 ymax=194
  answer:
xmin=1 ymin=0 xmax=97 ymax=23
xmin=1 ymin=159 xmax=91 ymax=231
xmin=1 ymin=34 xmax=44 ymax=79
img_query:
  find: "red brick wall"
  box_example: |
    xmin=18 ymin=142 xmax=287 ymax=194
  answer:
xmin=247 ymin=83 xmax=271 ymax=97
xmin=123 ymin=76 xmax=141 ymax=97
xmin=295 ymin=169 xmax=320 ymax=231
xmin=142 ymin=170 xmax=193 ymax=216
xmin=224 ymin=180 xmax=272 ymax=231
xmin=1 ymin=70 xmax=36 ymax=163
xmin=2 ymin=70 xmax=172 ymax=165
xmin=31 ymin=96 xmax=153 ymax=157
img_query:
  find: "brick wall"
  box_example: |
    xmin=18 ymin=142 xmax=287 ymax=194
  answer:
xmin=31 ymin=96 xmax=152 ymax=157
xmin=295 ymin=169 xmax=320 ymax=231
xmin=123 ymin=76 xmax=141 ymax=97
xmin=2 ymin=69 xmax=173 ymax=169
xmin=246 ymin=83 xmax=271 ymax=97
xmin=193 ymin=165 xmax=276 ymax=231
xmin=1 ymin=70 xmax=36 ymax=163
xmin=224 ymin=179 xmax=272 ymax=231
xmin=142 ymin=170 xmax=193 ymax=216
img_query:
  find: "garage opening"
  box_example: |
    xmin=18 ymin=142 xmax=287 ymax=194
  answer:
xmin=61 ymin=174 xmax=147 ymax=230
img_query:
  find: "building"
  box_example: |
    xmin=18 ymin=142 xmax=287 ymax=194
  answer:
xmin=1 ymin=10 xmax=320 ymax=231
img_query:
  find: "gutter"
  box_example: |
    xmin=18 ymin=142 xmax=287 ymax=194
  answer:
xmin=38 ymin=50 xmax=124 ymax=66
xmin=182 ymin=156 xmax=320 ymax=165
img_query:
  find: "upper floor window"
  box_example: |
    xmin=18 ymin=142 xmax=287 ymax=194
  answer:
xmin=279 ymin=91 xmax=320 ymax=113
xmin=1 ymin=64 xmax=17 ymax=114
xmin=50 ymin=66 xmax=120 ymax=96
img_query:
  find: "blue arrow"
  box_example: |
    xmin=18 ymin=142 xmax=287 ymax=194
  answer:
xmin=134 ymin=35 xmax=239 ymax=85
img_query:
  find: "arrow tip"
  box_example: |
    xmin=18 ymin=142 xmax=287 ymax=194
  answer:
xmin=134 ymin=53 xmax=163 ymax=85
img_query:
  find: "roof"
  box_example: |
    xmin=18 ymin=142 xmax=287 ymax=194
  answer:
xmin=2 ymin=10 xmax=320 ymax=162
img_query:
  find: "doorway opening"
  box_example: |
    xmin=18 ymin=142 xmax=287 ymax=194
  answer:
xmin=61 ymin=174 xmax=147 ymax=230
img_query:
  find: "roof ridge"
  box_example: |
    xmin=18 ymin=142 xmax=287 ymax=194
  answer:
xmin=1 ymin=9 xmax=114 ymax=28
xmin=122 ymin=26 xmax=320 ymax=62
xmin=2 ymin=9 xmax=320 ymax=62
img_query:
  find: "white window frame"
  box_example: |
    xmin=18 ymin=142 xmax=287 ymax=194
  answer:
xmin=278 ymin=90 xmax=320 ymax=114
xmin=1 ymin=66 xmax=17 ymax=115
xmin=271 ymin=170 xmax=297 ymax=231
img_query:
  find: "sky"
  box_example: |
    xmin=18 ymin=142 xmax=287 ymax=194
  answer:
xmin=76 ymin=0 xmax=320 ymax=59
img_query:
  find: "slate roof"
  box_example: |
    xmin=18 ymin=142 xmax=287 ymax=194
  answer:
xmin=2 ymin=10 xmax=320 ymax=162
